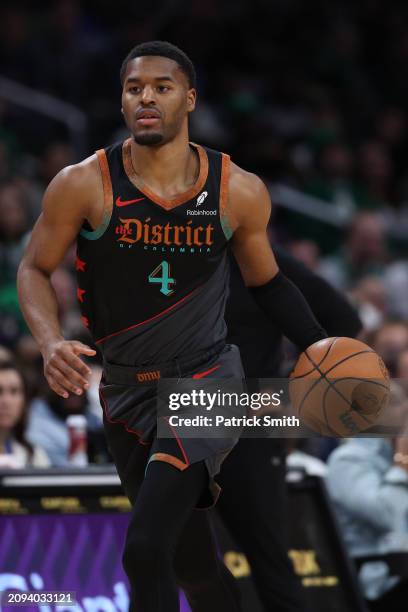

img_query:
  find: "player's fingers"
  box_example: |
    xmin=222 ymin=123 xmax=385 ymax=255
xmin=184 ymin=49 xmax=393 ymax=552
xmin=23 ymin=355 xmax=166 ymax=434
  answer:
xmin=47 ymin=365 xmax=83 ymax=396
xmin=53 ymin=357 xmax=89 ymax=391
xmin=49 ymin=383 xmax=69 ymax=399
xmin=72 ymin=342 xmax=97 ymax=357
xmin=65 ymin=353 xmax=93 ymax=380
xmin=45 ymin=372 xmax=69 ymax=399
xmin=52 ymin=345 xmax=93 ymax=379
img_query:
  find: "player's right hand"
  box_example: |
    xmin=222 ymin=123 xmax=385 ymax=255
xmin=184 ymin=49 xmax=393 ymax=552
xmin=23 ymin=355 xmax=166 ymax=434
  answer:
xmin=43 ymin=340 xmax=96 ymax=399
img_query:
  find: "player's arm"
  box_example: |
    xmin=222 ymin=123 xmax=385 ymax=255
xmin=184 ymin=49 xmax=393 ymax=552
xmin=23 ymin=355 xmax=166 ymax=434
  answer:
xmin=17 ymin=158 xmax=100 ymax=398
xmin=274 ymin=246 xmax=363 ymax=338
xmin=228 ymin=164 xmax=327 ymax=351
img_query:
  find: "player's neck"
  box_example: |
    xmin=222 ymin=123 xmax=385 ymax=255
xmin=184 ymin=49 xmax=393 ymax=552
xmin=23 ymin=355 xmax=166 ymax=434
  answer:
xmin=129 ymin=129 xmax=199 ymax=199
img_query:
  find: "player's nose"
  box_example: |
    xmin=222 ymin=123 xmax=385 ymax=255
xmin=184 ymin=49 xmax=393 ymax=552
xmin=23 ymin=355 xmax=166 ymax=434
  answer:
xmin=141 ymin=85 xmax=156 ymax=105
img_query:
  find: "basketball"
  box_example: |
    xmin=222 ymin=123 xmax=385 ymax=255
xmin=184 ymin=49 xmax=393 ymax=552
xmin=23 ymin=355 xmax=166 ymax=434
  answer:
xmin=289 ymin=337 xmax=390 ymax=436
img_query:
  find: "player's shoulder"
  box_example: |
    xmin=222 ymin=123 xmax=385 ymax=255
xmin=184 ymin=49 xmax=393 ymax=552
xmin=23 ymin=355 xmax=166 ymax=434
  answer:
xmin=42 ymin=153 xmax=102 ymax=220
xmin=52 ymin=153 xmax=100 ymax=192
xmin=228 ymin=161 xmax=269 ymax=202
xmin=224 ymin=161 xmax=271 ymax=230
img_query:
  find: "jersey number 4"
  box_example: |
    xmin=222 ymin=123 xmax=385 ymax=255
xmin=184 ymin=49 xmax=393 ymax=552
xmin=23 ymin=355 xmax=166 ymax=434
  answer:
xmin=148 ymin=261 xmax=175 ymax=296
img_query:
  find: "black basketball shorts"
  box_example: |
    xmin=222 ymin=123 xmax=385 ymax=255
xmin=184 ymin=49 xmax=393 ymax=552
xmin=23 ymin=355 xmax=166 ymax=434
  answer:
xmin=99 ymin=343 xmax=244 ymax=507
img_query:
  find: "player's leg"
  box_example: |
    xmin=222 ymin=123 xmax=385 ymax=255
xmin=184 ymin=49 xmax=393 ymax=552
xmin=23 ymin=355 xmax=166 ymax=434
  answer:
xmin=106 ymin=423 xmax=241 ymax=612
xmin=167 ymin=341 xmax=243 ymax=611
xmin=216 ymin=438 xmax=308 ymax=612
xmin=174 ymin=509 xmax=241 ymax=612
xmin=102 ymin=415 xmax=150 ymax=504
xmin=101 ymin=344 xmax=245 ymax=611
xmin=122 ymin=459 xmax=209 ymax=612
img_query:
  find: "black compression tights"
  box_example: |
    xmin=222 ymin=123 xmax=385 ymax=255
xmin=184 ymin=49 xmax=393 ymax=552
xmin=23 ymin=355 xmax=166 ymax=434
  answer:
xmin=122 ymin=460 xmax=240 ymax=612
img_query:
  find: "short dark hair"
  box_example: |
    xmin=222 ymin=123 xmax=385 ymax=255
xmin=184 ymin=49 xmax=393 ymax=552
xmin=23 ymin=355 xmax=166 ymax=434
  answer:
xmin=0 ymin=360 xmax=34 ymax=458
xmin=120 ymin=40 xmax=196 ymax=89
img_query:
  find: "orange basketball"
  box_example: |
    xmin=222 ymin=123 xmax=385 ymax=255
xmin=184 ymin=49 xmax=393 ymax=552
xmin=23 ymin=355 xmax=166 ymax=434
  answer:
xmin=289 ymin=337 xmax=390 ymax=436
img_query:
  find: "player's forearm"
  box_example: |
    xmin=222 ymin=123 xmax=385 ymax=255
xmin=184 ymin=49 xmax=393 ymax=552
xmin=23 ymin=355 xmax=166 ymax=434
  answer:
xmin=274 ymin=247 xmax=363 ymax=338
xmin=17 ymin=263 xmax=64 ymax=352
xmin=249 ymin=272 xmax=327 ymax=351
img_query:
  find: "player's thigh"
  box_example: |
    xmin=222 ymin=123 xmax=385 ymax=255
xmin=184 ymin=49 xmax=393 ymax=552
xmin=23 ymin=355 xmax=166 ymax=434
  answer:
xmin=103 ymin=417 xmax=150 ymax=504
xmin=130 ymin=460 xmax=208 ymax=544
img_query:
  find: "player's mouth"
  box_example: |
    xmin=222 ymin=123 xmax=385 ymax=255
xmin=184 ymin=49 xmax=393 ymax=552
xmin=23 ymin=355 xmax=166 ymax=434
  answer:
xmin=136 ymin=109 xmax=161 ymax=127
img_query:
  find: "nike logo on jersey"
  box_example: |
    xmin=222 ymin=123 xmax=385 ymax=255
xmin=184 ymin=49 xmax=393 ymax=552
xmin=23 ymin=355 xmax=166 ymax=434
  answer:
xmin=116 ymin=196 xmax=146 ymax=207
xmin=196 ymin=191 xmax=208 ymax=206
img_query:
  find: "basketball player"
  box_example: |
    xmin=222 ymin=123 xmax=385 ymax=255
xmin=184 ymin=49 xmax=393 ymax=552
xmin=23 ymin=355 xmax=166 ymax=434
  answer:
xmin=17 ymin=41 xmax=327 ymax=611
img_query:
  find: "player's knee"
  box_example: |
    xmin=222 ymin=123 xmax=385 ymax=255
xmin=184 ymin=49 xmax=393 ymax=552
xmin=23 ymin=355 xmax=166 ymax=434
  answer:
xmin=123 ymin=530 xmax=168 ymax=578
xmin=123 ymin=532 xmax=152 ymax=573
xmin=174 ymin=556 xmax=221 ymax=589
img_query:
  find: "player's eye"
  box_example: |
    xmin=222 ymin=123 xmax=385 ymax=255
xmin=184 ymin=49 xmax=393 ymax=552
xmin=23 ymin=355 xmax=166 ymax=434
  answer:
xmin=157 ymin=85 xmax=170 ymax=93
xmin=128 ymin=86 xmax=141 ymax=94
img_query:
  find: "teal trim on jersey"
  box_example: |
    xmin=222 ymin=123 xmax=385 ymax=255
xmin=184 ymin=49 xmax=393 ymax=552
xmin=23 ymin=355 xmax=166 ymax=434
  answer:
xmin=79 ymin=209 xmax=112 ymax=240
xmin=220 ymin=215 xmax=233 ymax=241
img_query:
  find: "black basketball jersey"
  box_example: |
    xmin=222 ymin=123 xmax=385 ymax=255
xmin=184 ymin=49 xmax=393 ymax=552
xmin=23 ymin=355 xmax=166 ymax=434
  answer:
xmin=76 ymin=138 xmax=233 ymax=366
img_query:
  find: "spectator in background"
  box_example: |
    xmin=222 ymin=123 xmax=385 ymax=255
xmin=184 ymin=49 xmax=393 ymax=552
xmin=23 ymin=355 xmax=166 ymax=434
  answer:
xmin=326 ymin=325 xmax=408 ymax=611
xmin=26 ymin=361 xmax=104 ymax=466
xmin=350 ymin=276 xmax=387 ymax=332
xmin=13 ymin=333 xmax=47 ymax=401
xmin=38 ymin=142 xmax=74 ymax=189
xmin=0 ymin=181 xmax=29 ymax=283
xmin=280 ymin=139 xmax=357 ymax=254
xmin=384 ymin=260 xmax=408 ymax=321
xmin=375 ymin=108 xmax=407 ymax=182
xmin=376 ymin=108 xmax=407 ymax=151
xmin=288 ymin=240 xmax=321 ymax=272
xmin=319 ymin=211 xmax=389 ymax=290
xmin=0 ymin=345 xmax=13 ymax=364
xmin=367 ymin=320 xmax=408 ymax=376
xmin=305 ymin=141 xmax=356 ymax=215
xmin=21 ymin=142 xmax=76 ymax=221
xmin=0 ymin=181 xmax=30 ymax=346
xmin=355 ymin=141 xmax=394 ymax=208
xmin=326 ymin=409 xmax=408 ymax=611
xmin=397 ymin=349 xmax=408 ymax=381
xmin=0 ymin=139 xmax=15 ymax=182
xmin=0 ymin=360 xmax=49 ymax=469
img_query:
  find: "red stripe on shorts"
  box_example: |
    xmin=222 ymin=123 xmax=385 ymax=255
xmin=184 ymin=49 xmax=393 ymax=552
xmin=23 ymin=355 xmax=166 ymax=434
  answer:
xmin=192 ymin=364 xmax=220 ymax=379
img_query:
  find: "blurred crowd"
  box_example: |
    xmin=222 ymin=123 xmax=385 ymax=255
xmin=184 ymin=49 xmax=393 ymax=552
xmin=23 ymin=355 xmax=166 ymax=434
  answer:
xmin=2 ymin=0 xmax=408 ymax=608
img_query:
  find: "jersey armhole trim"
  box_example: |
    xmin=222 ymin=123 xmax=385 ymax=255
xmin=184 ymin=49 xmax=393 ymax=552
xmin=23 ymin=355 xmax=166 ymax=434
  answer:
xmin=220 ymin=153 xmax=233 ymax=240
xmin=80 ymin=149 xmax=113 ymax=240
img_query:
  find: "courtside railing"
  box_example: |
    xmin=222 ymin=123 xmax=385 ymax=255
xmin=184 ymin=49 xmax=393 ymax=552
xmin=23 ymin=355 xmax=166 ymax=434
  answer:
xmin=0 ymin=76 xmax=88 ymax=158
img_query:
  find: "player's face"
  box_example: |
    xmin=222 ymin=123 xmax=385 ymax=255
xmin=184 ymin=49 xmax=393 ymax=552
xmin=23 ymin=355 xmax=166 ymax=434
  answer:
xmin=121 ymin=56 xmax=196 ymax=146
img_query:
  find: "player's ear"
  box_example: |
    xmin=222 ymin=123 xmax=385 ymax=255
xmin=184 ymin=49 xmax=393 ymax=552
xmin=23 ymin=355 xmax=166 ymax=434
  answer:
xmin=187 ymin=88 xmax=196 ymax=113
xmin=121 ymin=108 xmax=124 ymax=115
